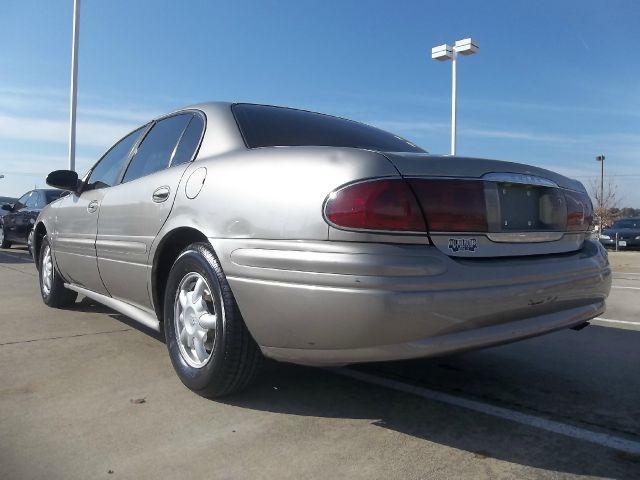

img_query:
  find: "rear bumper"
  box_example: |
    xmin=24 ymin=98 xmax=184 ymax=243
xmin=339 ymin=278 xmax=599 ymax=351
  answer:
xmin=210 ymin=238 xmax=611 ymax=366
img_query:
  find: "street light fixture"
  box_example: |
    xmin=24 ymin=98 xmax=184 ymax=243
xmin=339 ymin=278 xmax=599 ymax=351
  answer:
xmin=431 ymin=37 xmax=479 ymax=155
xmin=596 ymin=154 xmax=605 ymax=234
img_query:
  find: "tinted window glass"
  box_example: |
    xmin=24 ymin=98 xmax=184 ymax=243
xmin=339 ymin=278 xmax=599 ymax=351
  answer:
xmin=171 ymin=114 xmax=205 ymax=166
xmin=88 ymin=127 xmax=145 ymax=189
xmin=25 ymin=192 xmax=39 ymax=208
xmin=123 ymin=114 xmax=191 ymax=182
xmin=44 ymin=190 xmax=63 ymax=204
xmin=232 ymin=104 xmax=425 ymax=153
xmin=15 ymin=192 xmax=30 ymax=209
xmin=613 ymin=219 xmax=640 ymax=229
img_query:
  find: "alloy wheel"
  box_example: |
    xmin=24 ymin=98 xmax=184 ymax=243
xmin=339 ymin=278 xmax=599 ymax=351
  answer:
xmin=41 ymin=245 xmax=53 ymax=297
xmin=174 ymin=272 xmax=218 ymax=368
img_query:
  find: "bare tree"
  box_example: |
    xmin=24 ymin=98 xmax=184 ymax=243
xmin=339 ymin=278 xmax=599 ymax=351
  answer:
xmin=588 ymin=177 xmax=619 ymax=229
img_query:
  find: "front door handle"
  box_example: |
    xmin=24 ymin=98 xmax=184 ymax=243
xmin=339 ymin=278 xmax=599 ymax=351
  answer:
xmin=87 ymin=200 xmax=99 ymax=213
xmin=152 ymin=186 xmax=170 ymax=203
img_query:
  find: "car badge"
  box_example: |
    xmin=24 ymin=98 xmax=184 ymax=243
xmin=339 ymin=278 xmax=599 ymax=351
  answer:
xmin=448 ymin=238 xmax=478 ymax=252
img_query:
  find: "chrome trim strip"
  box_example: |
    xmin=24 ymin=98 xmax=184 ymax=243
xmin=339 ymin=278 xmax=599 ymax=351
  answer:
xmin=65 ymin=283 xmax=160 ymax=331
xmin=482 ymin=172 xmax=558 ymax=187
xmin=487 ymin=232 xmax=564 ymax=243
xmin=95 ymin=239 xmax=148 ymax=254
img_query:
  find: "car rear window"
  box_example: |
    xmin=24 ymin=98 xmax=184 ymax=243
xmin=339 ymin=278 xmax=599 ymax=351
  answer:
xmin=232 ymin=103 xmax=425 ymax=153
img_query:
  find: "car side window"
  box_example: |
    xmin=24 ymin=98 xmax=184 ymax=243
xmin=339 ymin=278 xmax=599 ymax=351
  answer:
xmin=25 ymin=192 xmax=40 ymax=209
xmin=171 ymin=114 xmax=205 ymax=166
xmin=15 ymin=192 xmax=30 ymax=210
xmin=122 ymin=114 xmax=192 ymax=183
xmin=86 ymin=127 xmax=145 ymax=190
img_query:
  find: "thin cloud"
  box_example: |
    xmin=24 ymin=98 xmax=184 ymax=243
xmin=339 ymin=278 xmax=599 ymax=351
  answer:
xmin=370 ymin=120 xmax=449 ymax=132
xmin=463 ymin=127 xmax=577 ymax=144
xmin=467 ymin=97 xmax=640 ymax=119
xmin=0 ymin=112 xmax=138 ymax=147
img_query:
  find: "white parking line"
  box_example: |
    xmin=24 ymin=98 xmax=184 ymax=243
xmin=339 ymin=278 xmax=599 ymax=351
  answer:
xmin=592 ymin=317 xmax=639 ymax=326
xmin=334 ymin=368 xmax=640 ymax=455
xmin=611 ymin=285 xmax=640 ymax=290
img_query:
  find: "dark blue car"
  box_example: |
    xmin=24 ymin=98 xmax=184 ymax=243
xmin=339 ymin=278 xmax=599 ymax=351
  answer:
xmin=599 ymin=218 xmax=640 ymax=249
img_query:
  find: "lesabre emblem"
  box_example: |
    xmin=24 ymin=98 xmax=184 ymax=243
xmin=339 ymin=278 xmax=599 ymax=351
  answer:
xmin=448 ymin=238 xmax=478 ymax=252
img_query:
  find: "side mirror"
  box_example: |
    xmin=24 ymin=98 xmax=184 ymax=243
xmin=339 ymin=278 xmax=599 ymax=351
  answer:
xmin=1 ymin=204 xmax=12 ymax=211
xmin=46 ymin=170 xmax=79 ymax=192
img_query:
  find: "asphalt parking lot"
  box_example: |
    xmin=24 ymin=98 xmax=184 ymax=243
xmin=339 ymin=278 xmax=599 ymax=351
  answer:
xmin=1 ymin=246 xmax=639 ymax=479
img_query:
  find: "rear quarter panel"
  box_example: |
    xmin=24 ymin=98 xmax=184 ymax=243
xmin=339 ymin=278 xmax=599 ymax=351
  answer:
xmin=158 ymin=146 xmax=400 ymax=241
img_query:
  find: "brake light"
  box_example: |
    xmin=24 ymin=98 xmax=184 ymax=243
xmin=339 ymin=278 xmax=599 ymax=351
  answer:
xmin=564 ymin=190 xmax=594 ymax=231
xmin=409 ymin=179 xmax=488 ymax=232
xmin=324 ymin=179 xmax=426 ymax=231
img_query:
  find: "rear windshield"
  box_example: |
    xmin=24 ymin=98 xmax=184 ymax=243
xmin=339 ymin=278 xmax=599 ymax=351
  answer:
xmin=232 ymin=103 xmax=425 ymax=153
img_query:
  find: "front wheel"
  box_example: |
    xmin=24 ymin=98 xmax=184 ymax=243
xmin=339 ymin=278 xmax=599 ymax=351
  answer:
xmin=0 ymin=225 xmax=11 ymax=248
xmin=39 ymin=236 xmax=77 ymax=308
xmin=164 ymin=242 xmax=262 ymax=397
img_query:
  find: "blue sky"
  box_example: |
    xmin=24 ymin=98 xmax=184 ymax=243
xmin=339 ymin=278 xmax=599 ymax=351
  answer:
xmin=1 ymin=0 xmax=639 ymax=205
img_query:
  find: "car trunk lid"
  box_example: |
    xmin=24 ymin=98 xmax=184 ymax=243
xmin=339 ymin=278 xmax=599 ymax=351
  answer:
xmin=382 ymin=153 xmax=593 ymax=258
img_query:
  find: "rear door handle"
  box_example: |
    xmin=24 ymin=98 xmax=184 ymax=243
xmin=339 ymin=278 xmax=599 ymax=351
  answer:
xmin=87 ymin=200 xmax=99 ymax=213
xmin=152 ymin=186 xmax=170 ymax=203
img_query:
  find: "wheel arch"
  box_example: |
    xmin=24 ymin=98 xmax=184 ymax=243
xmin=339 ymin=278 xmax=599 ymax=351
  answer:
xmin=33 ymin=221 xmax=48 ymax=269
xmin=151 ymin=226 xmax=209 ymax=323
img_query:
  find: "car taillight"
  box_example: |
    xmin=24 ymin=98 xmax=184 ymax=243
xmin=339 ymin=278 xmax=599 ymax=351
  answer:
xmin=564 ymin=190 xmax=594 ymax=231
xmin=324 ymin=179 xmax=426 ymax=231
xmin=409 ymin=179 xmax=488 ymax=232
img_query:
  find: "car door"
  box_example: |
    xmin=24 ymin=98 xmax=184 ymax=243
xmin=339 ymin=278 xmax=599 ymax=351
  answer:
xmin=23 ymin=190 xmax=44 ymax=242
xmin=4 ymin=192 xmax=31 ymax=242
xmin=53 ymin=127 xmax=147 ymax=295
xmin=96 ymin=112 xmax=204 ymax=309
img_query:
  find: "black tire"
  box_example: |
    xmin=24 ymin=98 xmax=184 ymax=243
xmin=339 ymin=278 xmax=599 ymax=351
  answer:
xmin=164 ymin=242 xmax=262 ymax=397
xmin=38 ymin=235 xmax=78 ymax=308
xmin=0 ymin=224 xmax=11 ymax=248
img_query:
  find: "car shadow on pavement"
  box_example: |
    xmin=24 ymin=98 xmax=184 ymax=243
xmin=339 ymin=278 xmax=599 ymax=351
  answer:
xmin=69 ymin=297 xmax=165 ymax=342
xmin=0 ymin=248 xmax=33 ymax=264
xmin=220 ymin=360 xmax=639 ymax=479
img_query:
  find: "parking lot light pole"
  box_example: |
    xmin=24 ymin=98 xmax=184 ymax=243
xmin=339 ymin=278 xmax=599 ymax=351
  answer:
xmin=68 ymin=0 xmax=81 ymax=172
xmin=596 ymin=154 xmax=605 ymax=234
xmin=431 ymin=38 xmax=479 ymax=155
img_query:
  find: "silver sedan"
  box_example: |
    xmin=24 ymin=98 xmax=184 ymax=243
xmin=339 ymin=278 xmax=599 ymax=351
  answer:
xmin=34 ymin=102 xmax=611 ymax=397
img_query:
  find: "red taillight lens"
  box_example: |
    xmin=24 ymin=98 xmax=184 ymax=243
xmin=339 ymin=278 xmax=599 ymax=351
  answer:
xmin=565 ymin=190 xmax=594 ymax=231
xmin=409 ymin=179 xmax=488 ymax=232
xmin=325 ymin=179 xmax=426 ymax=231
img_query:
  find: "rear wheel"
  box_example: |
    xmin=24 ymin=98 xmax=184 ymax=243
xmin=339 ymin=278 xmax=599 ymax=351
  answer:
xmin=39 ymin=236 xmax=77 ymax=308
xmin=0 ymin=225 xmax=11 ymax=248
xmin=164 ymin=242 xmax=262 ymax=397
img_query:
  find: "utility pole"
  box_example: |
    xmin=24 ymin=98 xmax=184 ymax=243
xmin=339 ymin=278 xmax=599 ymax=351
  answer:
xmin=431 ymin=38 xmax=479 ymax=155
xmin=68 ymin=0 xmax=81 ymax=172
xmin=596 ymin=154 xmax=605 ymax=233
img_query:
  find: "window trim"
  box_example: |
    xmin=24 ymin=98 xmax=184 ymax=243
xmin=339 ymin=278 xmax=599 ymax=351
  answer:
xmin=81 ymin=108 xmax=206 ymax=192
xmin=119 ymin=109 xmax=206 ymax=184
xmin=81 ymin=124 xmax=151 ymax=193
xmin=168 ymin=110 xmax=206 ymax=168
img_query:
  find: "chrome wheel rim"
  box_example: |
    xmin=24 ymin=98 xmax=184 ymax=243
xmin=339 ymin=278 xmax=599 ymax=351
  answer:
xmin=0 ymin=227 xmax=4 ymax=246
xmin=174 ymin=272 xmax=217 ymax=368
xmin=41 ymin=245 xmax=53 ymax=297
